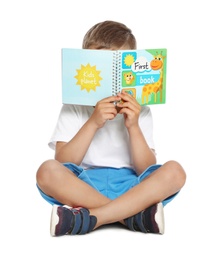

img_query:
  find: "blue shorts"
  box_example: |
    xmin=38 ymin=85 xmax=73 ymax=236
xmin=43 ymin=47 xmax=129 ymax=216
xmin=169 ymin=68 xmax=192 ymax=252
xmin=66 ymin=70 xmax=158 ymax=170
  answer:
xmin=37 ymin=163 xmax=178 ymax=207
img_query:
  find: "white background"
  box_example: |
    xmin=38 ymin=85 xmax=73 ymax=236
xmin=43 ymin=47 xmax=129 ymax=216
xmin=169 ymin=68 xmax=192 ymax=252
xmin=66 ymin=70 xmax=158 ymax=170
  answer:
xmin=1 ymin=0 xmax=213 ymax=259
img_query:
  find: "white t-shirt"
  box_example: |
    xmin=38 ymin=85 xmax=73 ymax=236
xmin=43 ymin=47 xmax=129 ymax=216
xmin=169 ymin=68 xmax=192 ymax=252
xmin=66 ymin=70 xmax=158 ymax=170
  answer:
xmin=49 ymin=104 xmax=155 ymax=169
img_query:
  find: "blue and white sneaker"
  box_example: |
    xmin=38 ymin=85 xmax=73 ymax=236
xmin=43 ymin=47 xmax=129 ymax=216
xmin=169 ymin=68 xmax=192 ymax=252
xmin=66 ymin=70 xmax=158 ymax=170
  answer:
xmin=50 ymin=205 xmax=97 ymax=236
xmin=124 ymin=203 xmax=164 ymax=234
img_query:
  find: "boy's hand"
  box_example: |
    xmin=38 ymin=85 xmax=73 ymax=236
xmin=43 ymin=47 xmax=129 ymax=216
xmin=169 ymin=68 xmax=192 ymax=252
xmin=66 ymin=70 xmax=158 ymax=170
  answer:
xmin=89 ymin=95 xmax=121 ymax=129
xmin=116 ymin=91 xmax=141 ymax=129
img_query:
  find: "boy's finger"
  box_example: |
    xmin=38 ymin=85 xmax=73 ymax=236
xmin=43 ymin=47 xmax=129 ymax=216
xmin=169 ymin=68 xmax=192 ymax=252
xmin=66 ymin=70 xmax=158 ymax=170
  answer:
xmin=100 ymin=95 xmax=121 ymax=103
xmin=118 ymin=91 xmax=135 ymax=102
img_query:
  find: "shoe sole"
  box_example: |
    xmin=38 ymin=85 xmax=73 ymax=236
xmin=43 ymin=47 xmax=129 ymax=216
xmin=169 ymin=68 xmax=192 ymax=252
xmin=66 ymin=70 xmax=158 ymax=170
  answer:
xmin=154 ymin=203 xmax=165 ymax=234
xmin=50 ymin=205 xmax=59 ymax=236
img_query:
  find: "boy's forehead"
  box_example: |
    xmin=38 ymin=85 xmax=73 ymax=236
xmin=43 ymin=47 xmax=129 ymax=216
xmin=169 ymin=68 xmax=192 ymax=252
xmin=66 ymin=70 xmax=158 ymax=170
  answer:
xmin=89 ymin=43 xmax=132 ymax=51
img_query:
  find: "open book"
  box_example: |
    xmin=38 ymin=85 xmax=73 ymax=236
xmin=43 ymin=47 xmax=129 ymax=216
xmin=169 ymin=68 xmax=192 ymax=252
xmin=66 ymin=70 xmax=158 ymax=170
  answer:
xmin=62 ymin=48 xmax=167 ymax=106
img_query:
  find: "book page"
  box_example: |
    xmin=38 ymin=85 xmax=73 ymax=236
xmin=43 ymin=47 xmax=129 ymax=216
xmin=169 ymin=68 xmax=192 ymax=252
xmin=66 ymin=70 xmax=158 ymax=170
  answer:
xmin=119 ymin=49 xmax=167 ymax=105
xmin=62 ymin=49 xmax=115 ymax=106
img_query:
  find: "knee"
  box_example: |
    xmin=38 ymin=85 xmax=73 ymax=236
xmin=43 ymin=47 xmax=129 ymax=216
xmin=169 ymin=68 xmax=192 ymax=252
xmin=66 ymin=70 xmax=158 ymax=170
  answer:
xmin=36 ymin=159 xmax=59 ymax=188
xmin=164 ymin=160 xmax=186 ymax=189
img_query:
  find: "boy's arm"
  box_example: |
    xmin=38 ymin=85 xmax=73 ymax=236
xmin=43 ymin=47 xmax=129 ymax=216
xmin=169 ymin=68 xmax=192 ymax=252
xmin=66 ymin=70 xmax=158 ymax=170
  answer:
xmin=55 ymin=120 xmax=98 ymax=164
xmin=55 ymin=95 xmax=121 ymax=164
xmin=127 ymin=125 xmax=156 ymax=175
xmin=117 ymin=92 xmax=156 ymax=175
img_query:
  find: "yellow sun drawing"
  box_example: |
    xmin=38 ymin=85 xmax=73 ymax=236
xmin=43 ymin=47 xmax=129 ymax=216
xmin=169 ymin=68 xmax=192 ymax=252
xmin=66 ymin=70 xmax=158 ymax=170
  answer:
xmin=124 ymin=54 xmax=135 ymax=66
xmin=74 ymin=63 xmax=102 ymax=92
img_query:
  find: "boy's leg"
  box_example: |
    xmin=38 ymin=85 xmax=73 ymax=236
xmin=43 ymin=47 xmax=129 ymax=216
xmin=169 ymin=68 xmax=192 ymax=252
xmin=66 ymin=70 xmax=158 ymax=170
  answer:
xmin=36 ymin=159 xmax=111 ymax=208
xmin=38 ymin=160 xmax=186 ymax=235
xmin=89 ymin=160 xmax=186 ymax=228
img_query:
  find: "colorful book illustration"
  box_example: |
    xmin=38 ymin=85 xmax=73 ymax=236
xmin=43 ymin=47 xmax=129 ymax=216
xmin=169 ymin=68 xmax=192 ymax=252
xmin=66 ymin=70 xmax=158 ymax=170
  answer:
xmin=62 ymin=48 xmax=167 ymax=106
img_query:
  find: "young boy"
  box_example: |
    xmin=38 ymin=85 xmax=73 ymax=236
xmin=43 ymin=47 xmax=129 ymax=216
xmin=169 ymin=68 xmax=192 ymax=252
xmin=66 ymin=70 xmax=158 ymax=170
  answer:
xmin=36 ymin=20 xmax=186 ymax=236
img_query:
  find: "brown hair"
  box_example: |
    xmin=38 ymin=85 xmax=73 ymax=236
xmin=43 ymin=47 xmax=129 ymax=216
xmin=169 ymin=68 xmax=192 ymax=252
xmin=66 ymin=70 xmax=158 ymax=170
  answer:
xmin=82 ymin=20 xmax=137 ymax=50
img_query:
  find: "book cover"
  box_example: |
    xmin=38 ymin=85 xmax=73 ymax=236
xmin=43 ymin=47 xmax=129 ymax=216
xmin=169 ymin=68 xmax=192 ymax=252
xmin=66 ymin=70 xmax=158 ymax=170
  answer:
xmin=62 ymin=48 xmax=167 ymax=106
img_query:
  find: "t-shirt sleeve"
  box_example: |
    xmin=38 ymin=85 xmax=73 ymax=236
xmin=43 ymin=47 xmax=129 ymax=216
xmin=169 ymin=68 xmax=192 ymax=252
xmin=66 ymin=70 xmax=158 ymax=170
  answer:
xmin=138 ymin=106 xmax=155 ymax=150
xmin=48 ymin=104 xmax=81 ymax=150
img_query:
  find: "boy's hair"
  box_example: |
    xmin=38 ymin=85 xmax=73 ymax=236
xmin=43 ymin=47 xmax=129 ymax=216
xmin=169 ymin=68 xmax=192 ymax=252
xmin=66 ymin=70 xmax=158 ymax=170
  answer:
xmin=82 ymin=20 xmax=137 ymax=50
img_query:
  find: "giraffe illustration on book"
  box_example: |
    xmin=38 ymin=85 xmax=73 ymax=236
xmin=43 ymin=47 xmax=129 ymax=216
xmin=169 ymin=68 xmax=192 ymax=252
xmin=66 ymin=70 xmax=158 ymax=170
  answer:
xmin=142 ymin=52 xmax=166 ymax=104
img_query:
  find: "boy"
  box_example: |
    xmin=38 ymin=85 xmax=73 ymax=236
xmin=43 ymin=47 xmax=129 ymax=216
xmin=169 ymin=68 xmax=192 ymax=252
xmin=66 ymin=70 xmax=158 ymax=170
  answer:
xmin=36 ymin=20 xmax=186 ymax=236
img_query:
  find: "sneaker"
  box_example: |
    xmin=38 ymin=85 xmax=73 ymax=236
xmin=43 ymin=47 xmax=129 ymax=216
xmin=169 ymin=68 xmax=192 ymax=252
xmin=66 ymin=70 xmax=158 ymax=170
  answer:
xmin=124 ymin=203 xmax=164 ymax=234
xmin=50 ymin=205 xmax=97 ymax=236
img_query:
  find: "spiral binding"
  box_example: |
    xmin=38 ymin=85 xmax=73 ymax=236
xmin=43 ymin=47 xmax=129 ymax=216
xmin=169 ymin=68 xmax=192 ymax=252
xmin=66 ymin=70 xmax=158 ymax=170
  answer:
xmin=112 ymin=51 xmax=122 ymax=96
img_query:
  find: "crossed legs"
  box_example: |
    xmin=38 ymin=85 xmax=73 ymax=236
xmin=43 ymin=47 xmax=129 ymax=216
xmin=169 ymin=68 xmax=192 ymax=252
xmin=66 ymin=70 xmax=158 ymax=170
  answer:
xmin=36 ymin=159 xmax=186 ymax=232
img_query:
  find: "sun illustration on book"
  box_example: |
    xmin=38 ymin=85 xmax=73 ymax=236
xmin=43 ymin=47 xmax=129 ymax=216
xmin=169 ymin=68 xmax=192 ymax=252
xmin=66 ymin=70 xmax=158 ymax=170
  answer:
xmin=74 ymin=63 xmax=102 ymax=92
xmin=124 ymin=54 xmax=135 ymax=67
